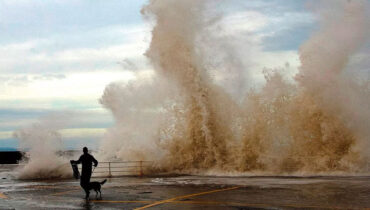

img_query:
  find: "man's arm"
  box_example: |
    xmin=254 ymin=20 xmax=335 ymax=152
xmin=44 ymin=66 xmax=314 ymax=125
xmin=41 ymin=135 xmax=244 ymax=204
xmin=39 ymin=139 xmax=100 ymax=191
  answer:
xmin=76 ymin=156 xmax=82 ymax=164
xmin=71 ymin=155 xmax=83 ymax=164
xmin=92 ymin=155 xmax=98 ymax=167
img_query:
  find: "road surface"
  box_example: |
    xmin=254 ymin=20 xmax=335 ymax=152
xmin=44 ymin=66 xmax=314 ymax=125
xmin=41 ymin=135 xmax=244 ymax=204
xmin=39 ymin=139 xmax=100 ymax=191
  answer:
xmin=0 ymin=175 xmax=370 ymax=209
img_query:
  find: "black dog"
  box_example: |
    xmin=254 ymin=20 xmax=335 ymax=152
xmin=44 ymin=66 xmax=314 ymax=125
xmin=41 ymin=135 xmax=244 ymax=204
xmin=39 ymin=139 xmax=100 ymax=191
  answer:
xmin=88 ymin=179 xmax=107 ymax=199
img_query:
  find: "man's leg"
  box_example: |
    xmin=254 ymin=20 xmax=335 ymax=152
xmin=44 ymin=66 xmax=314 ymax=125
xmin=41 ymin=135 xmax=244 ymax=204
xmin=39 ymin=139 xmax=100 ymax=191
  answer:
xmin=86 ymin=174 xmax=91 ymax=183
xmin=80 ymin=177 xmax=90 ymax=199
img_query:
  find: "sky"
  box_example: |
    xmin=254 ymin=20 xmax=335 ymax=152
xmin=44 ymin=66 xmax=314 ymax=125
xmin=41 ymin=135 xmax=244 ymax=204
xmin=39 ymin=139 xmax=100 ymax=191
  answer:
xmin=1 ymin=0 xmax=362 ymax=150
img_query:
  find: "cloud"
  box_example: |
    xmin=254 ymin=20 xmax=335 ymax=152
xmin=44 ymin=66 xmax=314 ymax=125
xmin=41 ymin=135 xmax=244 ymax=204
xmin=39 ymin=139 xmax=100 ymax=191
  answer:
xmin=32 ymin=74 xmax=66 ymax=80
xmin=222 ymin=0 xmax=315 ymax=51
xmin=203 ymin=8 xmax=302 ymax=92
xmin=0 ymin=0 xmax=146 ymax=43
xmin=0 ymin=75 xmax=31 ymax=86
xmin=0 ymin=74 xmax=66 ymax=88
xmin=0 ymin=25 xmax=150 ymax=74
xmin=0 ymin=71 xmax=136 ymax=102
xmin=216 ymin=11 xmax=268 ymax=36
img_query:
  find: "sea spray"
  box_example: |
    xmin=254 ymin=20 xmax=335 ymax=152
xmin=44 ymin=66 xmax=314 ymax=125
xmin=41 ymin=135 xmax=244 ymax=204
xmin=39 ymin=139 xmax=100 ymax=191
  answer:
xmin=100 ymin=0 xmax=370 ymax=174
xmin=14 ymin=115 xmax=71 ymax=179
xmin=98 ymin=74 xmax=175 ymax=162
xmin=143 ymin=0 xmax=238 ymax=170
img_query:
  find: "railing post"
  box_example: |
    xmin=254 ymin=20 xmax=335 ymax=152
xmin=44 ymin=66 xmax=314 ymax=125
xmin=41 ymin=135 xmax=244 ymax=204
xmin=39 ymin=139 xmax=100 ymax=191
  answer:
xmin=108 ymin=162 xmax=112 ymax=177
xmin=139 ymin=161 xmax=143 ymax=177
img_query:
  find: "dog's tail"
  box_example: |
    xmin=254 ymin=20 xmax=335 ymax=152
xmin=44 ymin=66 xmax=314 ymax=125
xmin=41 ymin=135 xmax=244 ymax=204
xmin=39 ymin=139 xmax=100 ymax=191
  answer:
xmin=100 ymin=179 xmax=107 ymax=185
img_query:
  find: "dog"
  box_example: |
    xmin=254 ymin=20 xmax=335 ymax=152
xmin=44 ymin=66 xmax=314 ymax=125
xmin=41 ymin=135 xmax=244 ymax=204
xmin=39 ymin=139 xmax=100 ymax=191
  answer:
xmin=88 ymin=179 xmax=107 ymax=199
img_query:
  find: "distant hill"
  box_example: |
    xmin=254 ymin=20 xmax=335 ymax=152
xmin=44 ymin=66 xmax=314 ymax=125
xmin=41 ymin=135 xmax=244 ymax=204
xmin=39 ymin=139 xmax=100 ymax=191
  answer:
xmin=0 ymin=151 xmax=23 ymax=164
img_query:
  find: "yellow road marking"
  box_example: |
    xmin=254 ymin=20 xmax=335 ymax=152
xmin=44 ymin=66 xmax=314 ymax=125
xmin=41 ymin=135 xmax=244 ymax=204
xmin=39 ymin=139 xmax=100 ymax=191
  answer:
xmin=173 ymin=200 xmax=263 ymax=206
xmin=171 ymin=200 xmax=348 ymax=209
xmin=49 ymin=189 xmax=80 ymax=196
xmin=134 ymin=186 xmax=239 ymax=210
xmin=0 ymin=192 xmax=8 ymax=199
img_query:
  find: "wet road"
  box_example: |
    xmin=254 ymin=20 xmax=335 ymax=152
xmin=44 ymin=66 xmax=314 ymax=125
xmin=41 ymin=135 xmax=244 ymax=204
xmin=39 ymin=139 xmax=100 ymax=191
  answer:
xmin=0 ymin=175 xmax=370 ymax=209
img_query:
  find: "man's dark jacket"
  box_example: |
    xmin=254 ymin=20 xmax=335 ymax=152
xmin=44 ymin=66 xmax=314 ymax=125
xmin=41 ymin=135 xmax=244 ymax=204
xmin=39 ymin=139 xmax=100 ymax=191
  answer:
xmin=76 ymin=153 xmax=98 ymax=181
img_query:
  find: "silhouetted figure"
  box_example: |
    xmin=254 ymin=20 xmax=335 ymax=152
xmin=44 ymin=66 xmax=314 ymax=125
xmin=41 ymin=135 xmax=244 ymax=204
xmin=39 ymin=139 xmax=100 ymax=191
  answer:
xmin=71 ymin=147 xmax=98 ymax=199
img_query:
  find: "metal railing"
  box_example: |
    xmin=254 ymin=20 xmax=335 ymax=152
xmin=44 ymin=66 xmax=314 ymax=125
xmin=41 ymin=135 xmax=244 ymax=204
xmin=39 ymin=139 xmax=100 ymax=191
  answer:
xmin=78 ymin=161 xmax=153 ymax=177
